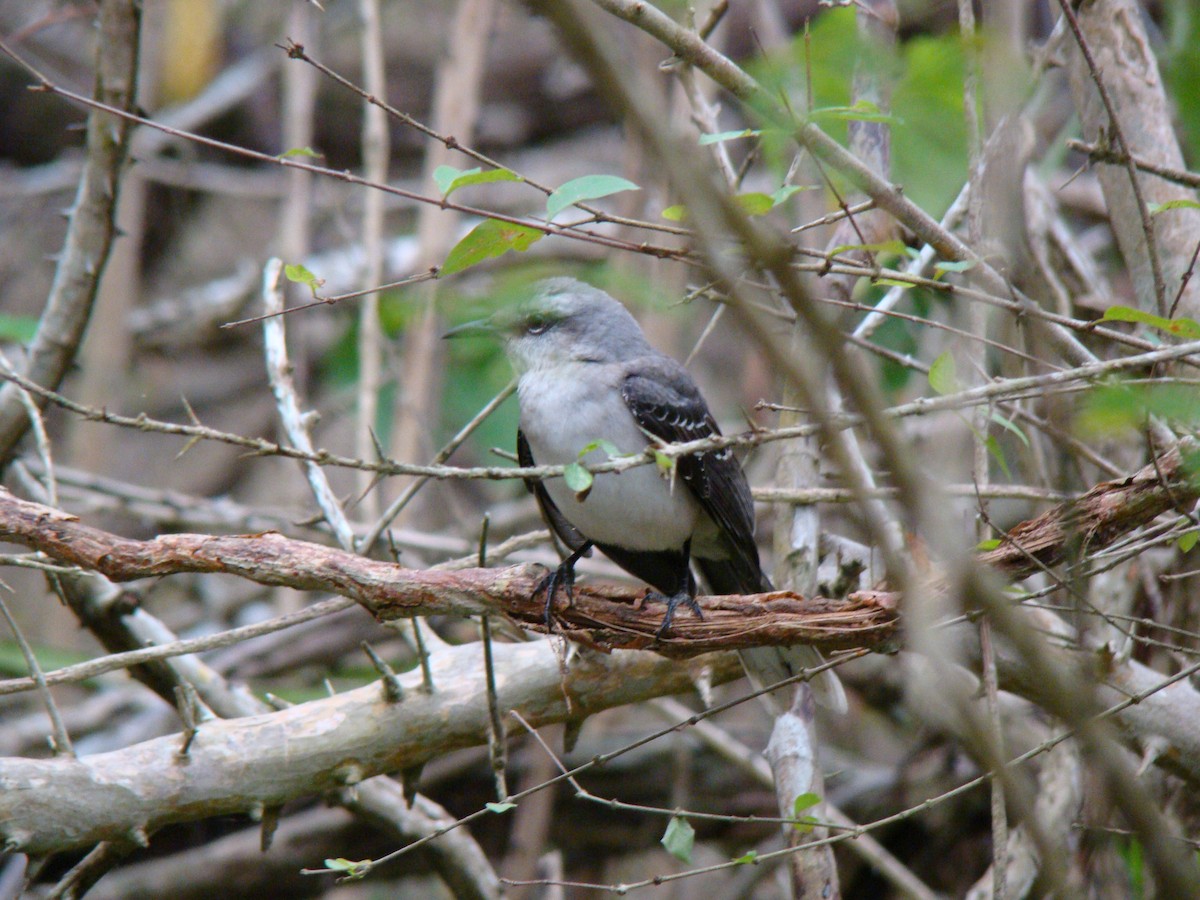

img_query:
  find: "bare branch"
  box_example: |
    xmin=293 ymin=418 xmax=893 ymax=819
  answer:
xmin=0 ymin=489 xmax=896 ymax=658
xmin=0 ymin=0 xmax=142 ymax=462
xmin=0 ymin=637 xmax=741 ymax=856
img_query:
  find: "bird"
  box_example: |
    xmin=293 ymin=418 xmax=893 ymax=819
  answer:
xmin=445 ymin=277 xmax=845 ymax=712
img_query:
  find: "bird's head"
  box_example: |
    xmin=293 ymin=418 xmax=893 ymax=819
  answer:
xmin=444 ymin=277 xmax=652 ymax=373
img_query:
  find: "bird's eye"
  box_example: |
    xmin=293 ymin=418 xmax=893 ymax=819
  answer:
xmin=526 ymin=317 xmax=552 ymax=335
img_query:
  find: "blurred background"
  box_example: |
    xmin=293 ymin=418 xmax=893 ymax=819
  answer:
xmin=3 ymin=1 xmax=1200 ymax=897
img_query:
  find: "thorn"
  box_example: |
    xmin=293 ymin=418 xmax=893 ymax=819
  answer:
xmin=1136 ymin=737 xmax=1169 ymax=776
xmin=400 ymin=763 xmax=424 ymax=807
xmin=264 ymin=692 xmax=294 ymax=710
xmin=180 ymin=395 xmax=203 ymax=427
xmin=690 ymin=666 xmax=714 ymax=707
xmin=477 ymin=513 xmax=490 ymax=568
xmin=260 ymin=805 xmax=282 ymax=851
xmin=361 ymin=641 xmax=403 ymax=702
xmin=174 ymin=683 xmax=199 ymax=757
xmin=411 ymin=619 xmax=434 ymax=693
xmin=126 ymin=826 xmax=151 ymax=849
xmin=333 ymin=763 xmax=365 ymax=787
xmin=563 ymin=718 xmax=584 ymax=755
xmin=175 ymin=434 xmax=202 ymax=460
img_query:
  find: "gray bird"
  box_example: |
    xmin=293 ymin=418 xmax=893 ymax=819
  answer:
xmin=446 ymin=277 xmax=845 ymax=712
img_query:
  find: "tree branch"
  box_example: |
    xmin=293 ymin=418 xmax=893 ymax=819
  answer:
xmin=0 ymin=637 xmax=741 ymax=856
xmin=0 ymin=489 xmax=895 ymax=657
xmin=0 ymin=0 xmax=142 ymax=463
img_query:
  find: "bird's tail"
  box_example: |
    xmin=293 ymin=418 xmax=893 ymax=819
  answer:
xmin=738 ymin=645 xmax=847 ymax=714
xmin=697 ymin=558 xmax=848 ymax=714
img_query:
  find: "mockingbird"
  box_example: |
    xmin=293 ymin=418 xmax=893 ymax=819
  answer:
xmin=447 ymin=277 xmax=845 ymax=711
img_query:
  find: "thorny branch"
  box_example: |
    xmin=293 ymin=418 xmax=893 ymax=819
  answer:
xmin=0 ymin=439 xmax=1194 ymax=677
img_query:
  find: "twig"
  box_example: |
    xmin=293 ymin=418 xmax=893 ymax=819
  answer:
xmin=359 ymin=379 xmax=517 ymax=553
xmin=46 ymin=838 xmax=138 ymax=900
xmin=0 ymin=595 xmax=355 ymax=697
xmin=0 ymin=594 xmax=73 ymax=756
xmin=5 ymin=331 xmax=1200 ymax=489
xmin=1055 ymin=0 xmax=1167 ymax=315
xmin=356 ymin=0 xmax=389 ymax=516
xmin=261 ymin=258 xmax=357 ymax=550
xmin=648 ymin=696 xmax=942 ymax=900
xmin=283 ymin=40 xmax=689 ymax=238
xmin=0 ymin=488 xmax=899 ymax=658
xmin=1067 ymin=138 xmax=1200 ymax=190
xmin=481 ymin=614 xmax=508 ymax=800
xmin=0 ymin=0 xmax=141 ymax=461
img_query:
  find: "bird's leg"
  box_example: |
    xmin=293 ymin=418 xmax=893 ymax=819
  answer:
xmin=652 ymin=541 xmax=703 ymax=638
xmin=535 ymin=541 xmax=593 ymax=630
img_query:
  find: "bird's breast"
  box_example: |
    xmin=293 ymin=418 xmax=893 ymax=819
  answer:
xmin=518 ymin=367 xmax=699 ymax=551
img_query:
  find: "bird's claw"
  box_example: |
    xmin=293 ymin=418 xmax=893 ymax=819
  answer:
xmin=650 ymin=590 xmax=704 ymax=639
xmin=535 ymin=562 xmax=577 ymax=631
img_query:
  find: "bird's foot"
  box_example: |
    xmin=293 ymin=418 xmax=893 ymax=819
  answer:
xmin=535 ymin=541 xmax=593 ymax=630
xmin=649 ymin=590 xmax=704 ymax=638
xmin=534 ymin=562 xmax=577 ymax=631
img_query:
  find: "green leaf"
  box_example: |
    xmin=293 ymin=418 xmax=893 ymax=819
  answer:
xmin=699 ymin=128 xmax=762 ymax=145
xmin=1143 ymin=384 xmax=1200 ymax=423
xmin=732 ymin=850 xmax=759 ymax=865
xmin=927 ymin=350 xmax=958 ymax=396
xmin=770 ymin=184 xmax=812 ymax=206
xmin=661 ymin=204 xmax=687 ymax=221
xmin=790 ymin=792 xmax=822 ymax=834
xmin=661 ymin=815 xmax=695 ymax=862
xmin=653 ymin=450 xmax=675 ymax=473
xmin=1177 ymin=531 xmax=1199 ymax=554
xmin=563 ymin=462 xmax=594 ymax=500
xmin=735 ymin=192 xmax=775 ymax=216
xmin=829 ymin=238 xmax=910 ymax=258
xmin=433 ymin=164 xmax=522 ymax=198
xmin=986 ymin=435 xmax=1012 ymax=479
xmin=792 ymin=792 xmax=821 ymax=815
xmin=546 ymin=175 xmax=640 ymax=219
xmin=1118 ymin=836 xmax=1144 ymax=899
xmin=1077 ymin=383 xmax=1143 ymax=434
xmin=809 ymin=100 xmax=902 ymax=125
xmin=280 ymin=146 xmax=320 ymax=159
xmin=989 ymin=411 xmax=1030 ymax=448
xmin=283 ymin=263 xmax=325 ymax=298
xmin=578 ymin=439 xmax=621 ymax=458
xmin=1078 ymin=380 xmax=1200 ymax=435
xmin=1149 ymin=198 xmax=1200 ymax=215
xmin=485 ymin=801 xmax=517 ymax=814
xmin=440 ymin=219 xmax=544 ymax=276
xmin=976 ymin=538 xmax=1002 ymax=551
xmin=1101 ymin=305 xmax=1200 ymax=339
xmin=0 ymin=314 xmax=38 ymax=344
xmin=933 ymin=258 xmax=977 ymax=273
xmin=323 ymin=858 xmax=369 ymax=879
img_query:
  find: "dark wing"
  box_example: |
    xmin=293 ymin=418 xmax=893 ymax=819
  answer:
xmin=517 ymin=429 xmax=590 ymax=556
xmin=620 ymin=358 xmax=771 ymax=594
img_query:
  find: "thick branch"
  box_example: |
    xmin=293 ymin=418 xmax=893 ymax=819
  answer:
xmin=1 ymin=441 xmax=1193 ymax=662
xmin=0 ymin=1 xmax=141 ymax=463
xmin=977 ymin=442 xmax=1198 ymax=578
xmin=0 ymin=489 xmax=895 ymax=656
xmin=0 ymin=638 xmax=740 ymax=856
